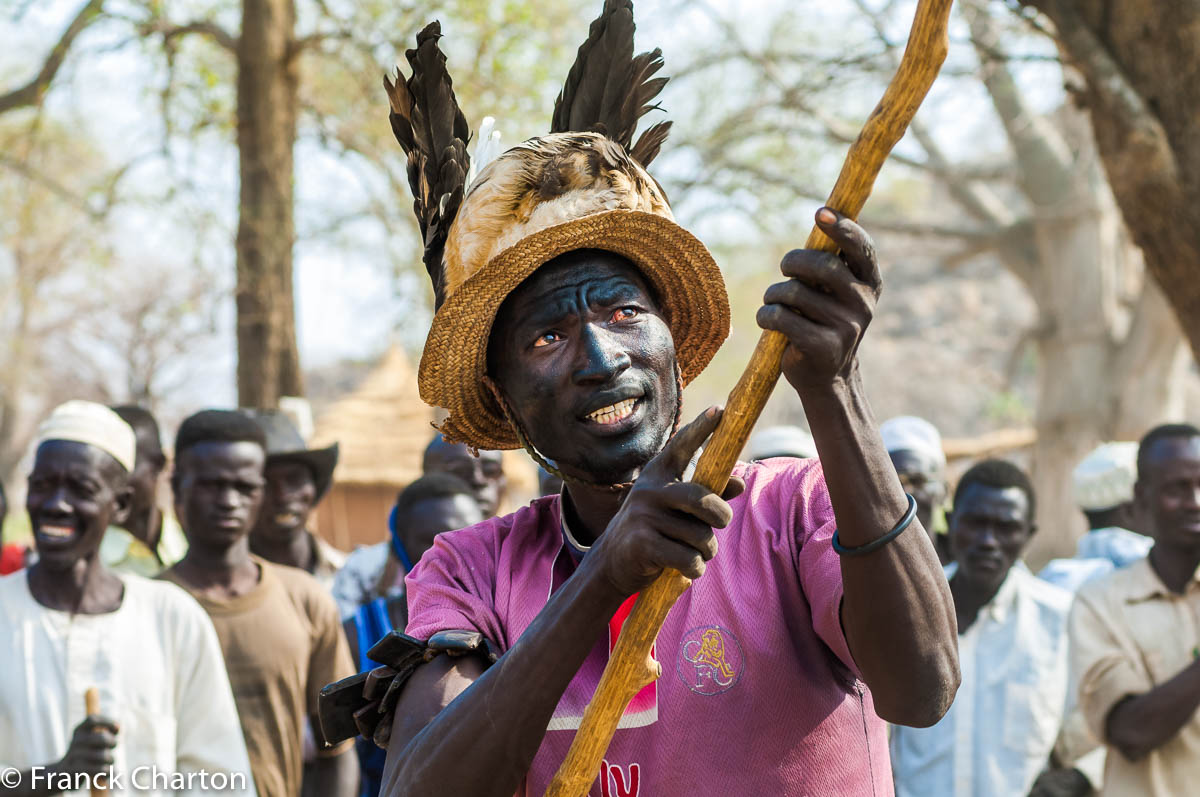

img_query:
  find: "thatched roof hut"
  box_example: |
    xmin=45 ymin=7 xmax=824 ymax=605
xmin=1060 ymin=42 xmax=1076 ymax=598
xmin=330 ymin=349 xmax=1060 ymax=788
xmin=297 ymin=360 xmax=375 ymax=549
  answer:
xmin=310 ymin=347 xmax=535 ymax=549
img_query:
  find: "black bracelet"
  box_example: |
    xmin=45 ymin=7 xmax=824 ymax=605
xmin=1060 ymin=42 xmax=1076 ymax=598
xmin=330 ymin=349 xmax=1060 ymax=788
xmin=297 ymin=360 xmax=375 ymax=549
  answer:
xmin=831 ymin=493 xmax=918 ymax=557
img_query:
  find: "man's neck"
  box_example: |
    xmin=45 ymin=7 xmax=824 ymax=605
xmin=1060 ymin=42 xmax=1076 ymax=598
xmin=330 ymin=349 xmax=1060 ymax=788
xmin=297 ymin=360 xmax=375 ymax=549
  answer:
xmin=250 ymin=528 xmax=314 ymax=572
xmin=948 ymin=571 xmax=1005 ymax=633
xmin=173 ymin=536 xmax=260 ymax=598
xmin=122 ymin=505 xmax=163 ymax=555
xmin=1149 ymin=543 xmax=1200 ymax=594
xmin=27 ymin=557 xmax=124 ymax=614
xmin=562 ymin=482 xmax=629 ymax=546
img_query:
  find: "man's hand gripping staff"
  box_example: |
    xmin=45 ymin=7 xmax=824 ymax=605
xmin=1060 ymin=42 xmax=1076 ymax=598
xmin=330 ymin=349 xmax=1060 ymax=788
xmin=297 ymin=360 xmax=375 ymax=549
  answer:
xmin=545 ymin=0 xmax=956 ymax=793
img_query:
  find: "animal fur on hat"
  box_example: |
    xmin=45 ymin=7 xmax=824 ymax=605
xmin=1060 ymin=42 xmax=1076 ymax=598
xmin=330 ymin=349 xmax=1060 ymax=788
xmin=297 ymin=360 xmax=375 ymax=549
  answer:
xmin=385 ymin=0 xmax=674 ymax=311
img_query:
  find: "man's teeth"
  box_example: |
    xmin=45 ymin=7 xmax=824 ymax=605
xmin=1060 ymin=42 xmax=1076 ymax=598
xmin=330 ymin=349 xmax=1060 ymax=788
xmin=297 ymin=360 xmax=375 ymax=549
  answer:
xmin=275 ymin=513 xmax=298 ymax=524
xmin=587 ymin=398 xmax=637 ymax=425
xmin=38 ymin=525 xmax=74 ymax=539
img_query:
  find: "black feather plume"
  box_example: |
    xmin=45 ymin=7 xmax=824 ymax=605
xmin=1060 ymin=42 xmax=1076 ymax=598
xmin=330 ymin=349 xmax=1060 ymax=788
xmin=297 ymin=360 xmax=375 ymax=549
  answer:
xmin=552 ymin=0 xmax=671 ymax=165
xmin=384 ymin=21 xmax=471 ymax=309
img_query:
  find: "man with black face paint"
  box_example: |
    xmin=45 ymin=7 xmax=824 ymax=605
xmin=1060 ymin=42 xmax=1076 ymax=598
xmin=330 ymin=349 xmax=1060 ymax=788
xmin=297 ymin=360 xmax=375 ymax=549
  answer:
xmin=0 ymin=401 xmax=253 ymax=797
xmin=349 ymin=6 xmax=958 ymax=796
xmin=891 ymin=459 xmax=1085 ymax=797
xmin=1069 ymin=424 xmax=1200 ymax=795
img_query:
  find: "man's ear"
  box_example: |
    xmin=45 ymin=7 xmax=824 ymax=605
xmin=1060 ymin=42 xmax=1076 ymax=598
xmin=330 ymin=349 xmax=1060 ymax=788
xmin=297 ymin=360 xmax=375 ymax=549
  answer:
xmin=111 ymin=483 xmax=134 ymax=527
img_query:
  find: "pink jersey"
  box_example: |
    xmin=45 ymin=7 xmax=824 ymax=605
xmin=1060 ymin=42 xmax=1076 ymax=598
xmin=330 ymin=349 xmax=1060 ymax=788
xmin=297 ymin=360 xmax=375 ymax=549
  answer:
xmin=406 ymin=458 xmax=892 ymax=796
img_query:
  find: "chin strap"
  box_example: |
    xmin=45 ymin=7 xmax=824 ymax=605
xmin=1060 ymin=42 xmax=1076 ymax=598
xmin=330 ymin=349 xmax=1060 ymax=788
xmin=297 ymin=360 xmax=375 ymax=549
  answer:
xmin=481 ymin=364 xmax=684 ymax=494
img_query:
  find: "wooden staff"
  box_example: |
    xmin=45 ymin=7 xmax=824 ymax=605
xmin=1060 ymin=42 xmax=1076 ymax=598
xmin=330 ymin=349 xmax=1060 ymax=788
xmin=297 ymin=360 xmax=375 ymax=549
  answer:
xmin=545 ymin=1 xmax=954 ymax=794
xmin=84 ymin=687 xmax=105 ymax=795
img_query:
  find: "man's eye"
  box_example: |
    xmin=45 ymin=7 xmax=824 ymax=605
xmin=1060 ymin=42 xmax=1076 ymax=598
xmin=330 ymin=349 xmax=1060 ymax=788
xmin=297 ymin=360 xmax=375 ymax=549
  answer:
xmin=533 ymin=332 xmax=562 ymax=348
xmin=611 ymin=307 xmax=638 ymax=322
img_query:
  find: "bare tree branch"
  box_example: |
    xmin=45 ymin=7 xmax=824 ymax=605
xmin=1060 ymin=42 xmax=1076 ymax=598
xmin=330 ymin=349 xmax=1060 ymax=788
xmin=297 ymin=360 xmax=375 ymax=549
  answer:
xmin=0 ymin=0 xmax=107 ymax=114
xmin=141 ymin=18 xmax=238 ymax=53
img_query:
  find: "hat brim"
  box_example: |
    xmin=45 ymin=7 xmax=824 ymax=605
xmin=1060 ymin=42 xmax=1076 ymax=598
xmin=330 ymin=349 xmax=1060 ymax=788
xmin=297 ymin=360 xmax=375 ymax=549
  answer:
xmin=418 ymin=210 xmax=730 ymax=450
xmin=267 ymin=443 xmax=339 ymax=500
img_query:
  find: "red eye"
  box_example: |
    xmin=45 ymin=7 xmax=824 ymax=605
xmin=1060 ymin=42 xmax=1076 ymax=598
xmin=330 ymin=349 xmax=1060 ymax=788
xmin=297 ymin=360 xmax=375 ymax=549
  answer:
xmin=611 ymin=307 xmax=638 ymax=322
xmin=533 ymin=332 xmax=562 ymax=348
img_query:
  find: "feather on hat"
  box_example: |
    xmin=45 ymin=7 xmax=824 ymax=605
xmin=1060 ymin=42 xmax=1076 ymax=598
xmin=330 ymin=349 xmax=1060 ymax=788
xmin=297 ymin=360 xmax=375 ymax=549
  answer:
xmin=391 ymin=0 xmax=730 ymax=450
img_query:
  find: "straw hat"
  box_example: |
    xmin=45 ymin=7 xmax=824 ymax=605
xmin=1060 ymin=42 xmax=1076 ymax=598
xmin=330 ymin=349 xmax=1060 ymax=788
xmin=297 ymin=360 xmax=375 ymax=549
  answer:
xmin=390 ymin=4 xmax=730 ymax=450
xmin=418 ymin=132 xmax=729 ymax=450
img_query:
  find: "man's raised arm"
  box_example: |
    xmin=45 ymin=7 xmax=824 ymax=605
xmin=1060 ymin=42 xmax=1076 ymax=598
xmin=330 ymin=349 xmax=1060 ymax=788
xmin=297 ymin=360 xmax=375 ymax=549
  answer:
xmin=758 ymin=208 xmax=960 ymax=726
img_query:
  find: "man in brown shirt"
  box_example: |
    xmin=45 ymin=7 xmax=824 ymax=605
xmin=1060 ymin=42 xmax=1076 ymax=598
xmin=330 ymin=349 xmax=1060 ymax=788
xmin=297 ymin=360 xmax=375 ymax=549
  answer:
xmin=161 ymin=410 xmax=357 ymax=797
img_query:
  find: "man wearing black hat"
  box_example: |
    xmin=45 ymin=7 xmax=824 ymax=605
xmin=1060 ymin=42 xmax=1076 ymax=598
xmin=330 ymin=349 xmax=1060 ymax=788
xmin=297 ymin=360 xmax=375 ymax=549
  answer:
xmin=247 ymin=410 xmax=346 ymax=589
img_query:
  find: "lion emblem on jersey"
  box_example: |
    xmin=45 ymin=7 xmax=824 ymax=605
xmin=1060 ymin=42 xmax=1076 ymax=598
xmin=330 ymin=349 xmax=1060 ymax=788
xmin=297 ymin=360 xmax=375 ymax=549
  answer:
xmin=677 ymin=625 xmax=744 ymax=696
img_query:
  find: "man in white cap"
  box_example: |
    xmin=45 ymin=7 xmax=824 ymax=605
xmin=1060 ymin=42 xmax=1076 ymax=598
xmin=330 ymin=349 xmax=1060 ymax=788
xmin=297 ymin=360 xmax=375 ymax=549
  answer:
xmin=746 ymin=425 xmax=819 ymax=462
xmin=0 ymin=400 xmax=254 ymax=797
xmin=1040 ymin=442 xmax=1152 ymax=593
xmin=881 ymin=415 xmax=950 ymax=564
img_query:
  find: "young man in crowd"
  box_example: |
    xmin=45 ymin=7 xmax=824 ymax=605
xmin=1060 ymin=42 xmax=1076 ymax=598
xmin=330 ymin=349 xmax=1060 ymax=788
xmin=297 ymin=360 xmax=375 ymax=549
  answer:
xmin=352 ymin=7 xmax=958 ymax=794
xmin=1069 ymin=423 xmax=1200 ymax=795
xmin=881 ymin=415 xmax=950 ymax=564
xmin=0 ymin=401 xmax=253 ymax=797
xmin=99 ymin=405 xmax=187 ymax=577
xmin=331 ymin=432 xmax=506 ymax=618
xmin=161 ymin=410 xmax=357 ymax=797
xmin=1041 ymin=441 xmax=1152 ymax=593
xmin=890 ymin=459 xmax=1089 ymax=797
xmin=247 ymin=409 xmax=345 ymax=589
xmin=344 ymin=473 xmax=484 ymax=797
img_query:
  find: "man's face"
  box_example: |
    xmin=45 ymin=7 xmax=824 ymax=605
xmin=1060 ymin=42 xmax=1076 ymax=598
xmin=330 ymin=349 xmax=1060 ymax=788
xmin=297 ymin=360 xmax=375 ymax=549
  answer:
xmin=423 ymin=441 xmax=506 ymax=518
xmin=26 ymin=440 xmax=131 ymax=570
xmin=252 ymin=459 xmax=317 ymax=543
xmin=173 ymin=441 xmax=265 ymax=551
xmin=489 ymin=252 xmax=678 ymax=485
xmin=889 ymin=448 xmax=946 ymax=533
xmin=128 ymin=426 xmax=166 ymax=517
xmin=401 ymin=493 xmax=484 ymax=565
xmin=948 ymin=483 xmax=1033 ymax=594
xmin=1136 ymin=435 xmax=1200 ymax=551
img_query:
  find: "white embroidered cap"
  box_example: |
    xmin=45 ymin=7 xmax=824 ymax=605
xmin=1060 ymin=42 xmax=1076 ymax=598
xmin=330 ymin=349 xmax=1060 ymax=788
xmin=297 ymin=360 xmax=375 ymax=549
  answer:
xmin=35 ymin=400 xmax=136 ymax=473
xmin=880 ymin=416 xmax=946 ymax=469
xmin=1074 ymin=442 xmax=1138 ymax=511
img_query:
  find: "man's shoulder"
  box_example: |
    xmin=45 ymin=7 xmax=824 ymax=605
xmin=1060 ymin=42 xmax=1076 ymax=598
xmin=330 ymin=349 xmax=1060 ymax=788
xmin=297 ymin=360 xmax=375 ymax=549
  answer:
xmin=436 ymin=497 xmax=559 ymax=553
xmin=1012 ymin=564 xmax=1074 ymax=616
xmin=1075 ymin=556 xmax=1155 ymax=610
xmin=262 ymin=558 xmax=342 ymax=622
xmin=121 ymin=572 xmax=210 ymax=620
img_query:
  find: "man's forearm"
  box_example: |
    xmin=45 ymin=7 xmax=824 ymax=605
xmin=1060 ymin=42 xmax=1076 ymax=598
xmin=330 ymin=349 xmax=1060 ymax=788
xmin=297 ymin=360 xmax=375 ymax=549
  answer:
xmin=800 ymin=369 xmax=959 ymax=726
xmin=386 ymin=559 xmax=627 ymax=796
xmin=1106 ymin=658 xmax=1200 ymax=760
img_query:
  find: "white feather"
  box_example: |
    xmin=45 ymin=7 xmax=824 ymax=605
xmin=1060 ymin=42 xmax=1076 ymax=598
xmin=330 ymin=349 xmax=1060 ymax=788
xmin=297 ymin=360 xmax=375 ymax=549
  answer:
xmin=467 ymin=117 xmax=504 ymax=189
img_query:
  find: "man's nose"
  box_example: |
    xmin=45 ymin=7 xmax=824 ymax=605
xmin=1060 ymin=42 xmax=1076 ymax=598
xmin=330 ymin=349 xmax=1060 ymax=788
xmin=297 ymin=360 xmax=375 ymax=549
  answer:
xmin=573 ymin=324 xmax=632 ymax=384
xmin=215 ymin=485 xmax=241 ymax=509
xmin=974 ymin=526 xmax=1000 ymax=550
xmin=43 ymin=487 xmax=73 ymax=516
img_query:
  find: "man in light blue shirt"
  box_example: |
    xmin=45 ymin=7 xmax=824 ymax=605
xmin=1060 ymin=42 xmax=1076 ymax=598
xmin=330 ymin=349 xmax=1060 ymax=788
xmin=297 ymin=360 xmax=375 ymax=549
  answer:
xmin=1040 ymin=442 xmax=1152 ymax=593
xmin=891 ymin=460 xmax=1087 ymax=797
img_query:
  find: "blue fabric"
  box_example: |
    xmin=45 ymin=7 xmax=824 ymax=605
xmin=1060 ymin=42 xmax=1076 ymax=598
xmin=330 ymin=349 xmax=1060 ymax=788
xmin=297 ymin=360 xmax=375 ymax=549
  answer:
xmin=388 ymin=505 xmax=414 ymax=573
xmin=353 ymin=597 xmax=396 ymax=797
xmin=1038 ymin=526 xmax=1152 ymax=593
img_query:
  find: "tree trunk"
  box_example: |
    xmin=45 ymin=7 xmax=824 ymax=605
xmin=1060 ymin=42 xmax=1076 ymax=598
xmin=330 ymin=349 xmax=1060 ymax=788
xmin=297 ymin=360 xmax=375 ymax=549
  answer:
xmin=235 ymin=0 xmax=303 ymax=408
xmin=1025 ymin=0 xmax=1200 ymax=363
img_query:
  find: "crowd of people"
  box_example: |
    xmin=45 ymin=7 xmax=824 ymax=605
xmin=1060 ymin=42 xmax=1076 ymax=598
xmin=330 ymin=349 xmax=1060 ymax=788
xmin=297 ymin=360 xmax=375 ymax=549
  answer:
xmin=4 ymin=3 xmax=1199 ymax=794
xmin=0 ymin=395 xmax=1195 ymax=796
